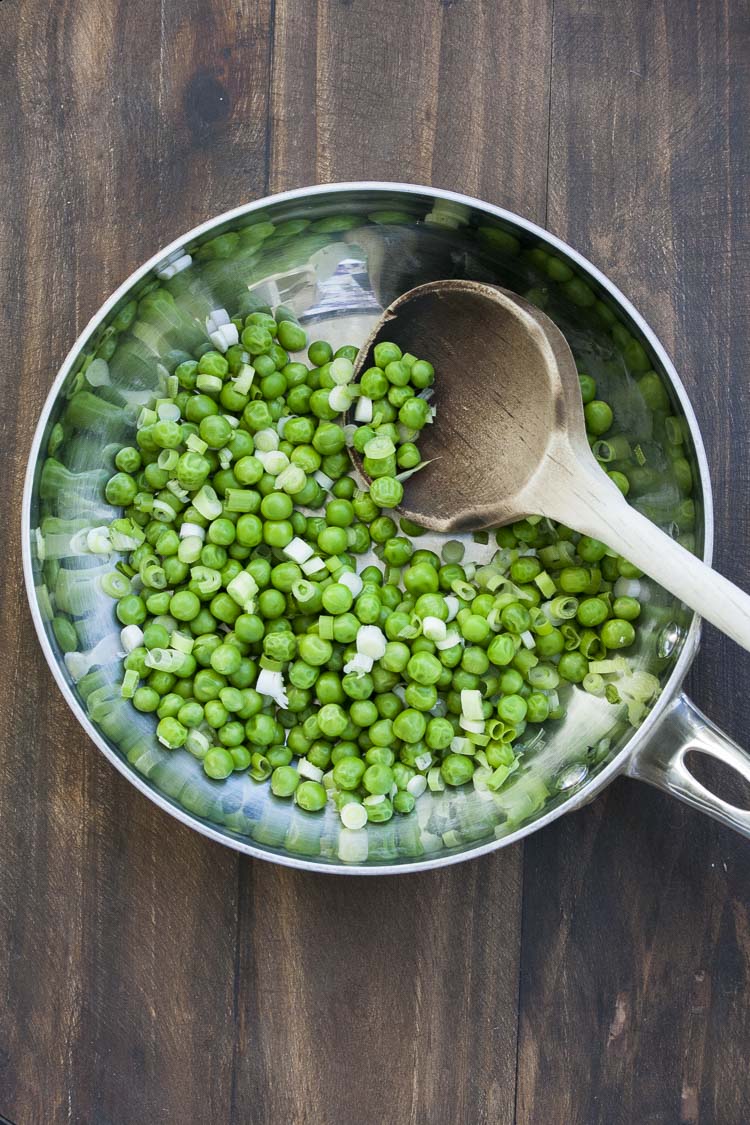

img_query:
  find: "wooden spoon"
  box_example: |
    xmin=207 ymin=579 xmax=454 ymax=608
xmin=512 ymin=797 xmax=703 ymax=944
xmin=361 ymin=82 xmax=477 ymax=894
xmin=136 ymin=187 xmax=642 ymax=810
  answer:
xmin=347 ymin=279 xmax=750 ymax=651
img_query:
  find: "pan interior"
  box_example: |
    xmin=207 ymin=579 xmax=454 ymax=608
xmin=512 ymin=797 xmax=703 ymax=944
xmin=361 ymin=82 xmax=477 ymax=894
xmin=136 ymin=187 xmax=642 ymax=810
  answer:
xmin=25 ymin=187 xmax=703 ymax=869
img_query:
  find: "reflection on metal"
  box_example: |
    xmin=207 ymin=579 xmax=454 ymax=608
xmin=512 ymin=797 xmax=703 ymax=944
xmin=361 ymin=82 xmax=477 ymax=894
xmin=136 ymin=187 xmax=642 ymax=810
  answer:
xmin=657 ymin=621 xmax=682 ymax=660
xmin=23 ymin=183 xmax=716 ymax=873
xmin=557 ymin=762 xmax=589 ymax=792
xmin=627 ymin=694 xmax=750 ymax=838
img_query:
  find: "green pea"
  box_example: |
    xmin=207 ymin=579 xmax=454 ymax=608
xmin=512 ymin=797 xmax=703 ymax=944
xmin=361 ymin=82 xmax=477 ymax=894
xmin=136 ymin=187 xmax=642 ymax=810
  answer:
xmin=295 ymin=779 xmax=326 ymax=811
xmin=405 ymin=651 xmax=441 ymax=686
xmin=578 ymin=374 xmax=596 ymax=404
xmin=203 ymin=747 xmax=234 ymax=780
xmin=576 ymin=597 xmax=609 ymax=627
xmin=497 ymin=694 xmax=527 ymax=724
xmin=365 ymin=796 xmax=393 ymax=823
xmin=558 ymin=651 xmax=589 ymax=682
xmin=441 ymin=754 xmax=475 ymax=787
xmin=369 ymin=476 xmax=404 ymax=509
xmin=105 ymin=472 xmax=138 ymax=506
xmin=600 ymin=618 xmax=636 ymax=649
xmin=584 ymin=400 xmax=614 ymax=435
xmin=308 ymin=340 xmax=333 ymax=366
xmin=612 ymin=596 xmax=641 ymax=621
xmin=333 ymin=756 xmax=366 ymax=790
xmin=425 ymin=717 xmax=454 ymax=750
xmin=260 ymin=492 xmax=293 ymax=521
xmin=117 ymin=594 xmax=147 ymax=625
xmin=363 ymin=763 xmax=394 ymax=795
xmin=277 ymin=320 xmax=307 ymax=353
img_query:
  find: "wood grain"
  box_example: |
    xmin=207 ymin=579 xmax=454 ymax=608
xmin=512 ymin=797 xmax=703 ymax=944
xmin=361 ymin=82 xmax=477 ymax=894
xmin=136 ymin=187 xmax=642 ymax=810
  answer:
xmin=517 ymin=2 xmax=750 ymax=1123
xmin=236 ymin=4 xmax=553 ymax=1124
xmin=2 ymin=0 xmax=749 ymax=1123
xmin=0 ymin=2 xmax=273 ymax=1122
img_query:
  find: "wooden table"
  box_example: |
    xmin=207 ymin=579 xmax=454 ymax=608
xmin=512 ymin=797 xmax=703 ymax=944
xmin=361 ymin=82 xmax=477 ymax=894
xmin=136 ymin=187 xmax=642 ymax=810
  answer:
xmin=2 ymin=2 xmax=749 ymax=1122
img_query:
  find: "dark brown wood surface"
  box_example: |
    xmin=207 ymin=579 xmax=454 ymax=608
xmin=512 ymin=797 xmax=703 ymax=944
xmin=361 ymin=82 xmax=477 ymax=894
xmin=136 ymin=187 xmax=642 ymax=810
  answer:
xmin=1 ymin=1 xmax=748 ymax=1122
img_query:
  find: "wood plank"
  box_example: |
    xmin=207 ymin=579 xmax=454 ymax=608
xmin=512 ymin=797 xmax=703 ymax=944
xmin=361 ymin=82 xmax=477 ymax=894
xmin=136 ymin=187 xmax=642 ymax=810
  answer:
xmin=517 ymin=2 xmax=750 ymax=1122
xmin=270 ymin=0 xmax=552 ymax=215
xmin=231 ymin=4 xmax=553 ymax=1124
xmin=0 ymin=1 xmax=272 ymax=1121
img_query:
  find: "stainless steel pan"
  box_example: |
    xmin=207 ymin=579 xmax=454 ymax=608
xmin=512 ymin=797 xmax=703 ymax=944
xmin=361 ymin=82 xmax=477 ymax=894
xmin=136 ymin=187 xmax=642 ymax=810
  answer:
xmin=22 ymin=183 xmax=750 ymax=872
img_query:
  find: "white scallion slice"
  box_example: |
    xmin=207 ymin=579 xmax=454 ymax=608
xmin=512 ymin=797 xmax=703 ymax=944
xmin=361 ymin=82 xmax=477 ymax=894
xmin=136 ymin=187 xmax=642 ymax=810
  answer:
xmin=157 ymin=401 xmax=181 ymax=422
xmin=219 ymin=323 xmax=239 ymax=349
xmin=226 ymin=571 xmax=258 ymax=608
xmin=340 ymin=802 xmax=367 ymax=830
xmin=120 ymin=624 xmax=144 ymax=653
xmin=298 ymin=759 xmax=324 ymax=783
xmin=185 ymin=729 xmax=210 ymax=760
xmin=363 ymin=435 xmax=395 ymax=460
xmin=343 ymin=652 xmax=374 ymax=676
xmin=85 ymin=358 xmax=110 ymax=386
xmin=233 ymin=363 xmax=255 ymax=395
xmin=459 ymin=716 xmax=485 ymax=735
xmin=330 ymin=357 xmax=354 ymax=384
xmin=460 ymin=689 xmax=484 ymax=722
xmin=328 ymin=386 xmax=353 ymax=413
xmin=587 ymin=660 xmax=619 ymax=675
xmin=444 ymin=596 xmax=460 ymax=621
xmin=179 ymin=522 xmax=206 ymax=542
xmin=256 ymin=668 xmax=289 ymax=708
xmin=283 ymin=537 xmax=314 ymax=564
xmin=166 ymin=480 xmax=189 ymax=501
xmin=209 ymin=329 xmax=229 ymax=353
xmin=421 ymin=616 xmax=447 ymax=642
xmin=356 ymin=625 xmax=387 ymax=660
xmin=121 ymin=669 xmax=139 ymax=699
xmin=313 ymin=469 xmax=334 ymax=490
xmin=338 ymin=570 xmax=363 ymax=598
xmin=301 ymin=555 xmax=326 ymax=576
xmin=196 ymin=373 xmax=223 ymax=394
xmin=86 ymin=527 xmax=111 ymax=554
xmin=427 ymin=766 xmax=445 ymax=792
xmin=170 ymin=631 xmax=194 ymax=655
xmin=144 ymin=648 xmax=186 ymax=673
xmin=275 ymin=464 xmax=306 ymax=494
xmin=406 ymin=775 xmax=427 ymax=798
xmin=208 ymin=307 xmax=230 ymax=328
xmin=254 ymin=428 xmax=279 ymax=452
xmin=354 ymin=396 xmax=373 ymax=423
xmin=186 ymin=433 xmax=208 ymax=455
xmin=193 ymin=485 xmax=222 ymax=520
xmin=435 ymin=628 xmax=461 ymax=651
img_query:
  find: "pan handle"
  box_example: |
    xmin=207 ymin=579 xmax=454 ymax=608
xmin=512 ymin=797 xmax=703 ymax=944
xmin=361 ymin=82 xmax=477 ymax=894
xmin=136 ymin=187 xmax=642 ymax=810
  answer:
xmin=627 ymin=693 xmax=750 ymax=837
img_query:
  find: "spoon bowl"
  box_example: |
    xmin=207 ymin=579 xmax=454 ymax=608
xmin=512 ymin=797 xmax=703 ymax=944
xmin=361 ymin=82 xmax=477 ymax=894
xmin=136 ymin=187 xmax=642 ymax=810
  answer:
xmin=349 ymin=278 xmax=750 ymax=652
xmin=349 ymin=280 xmax=589 ymax=532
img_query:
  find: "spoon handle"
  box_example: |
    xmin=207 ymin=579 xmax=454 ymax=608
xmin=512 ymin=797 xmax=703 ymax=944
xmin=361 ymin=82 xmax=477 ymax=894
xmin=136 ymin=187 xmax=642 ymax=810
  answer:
xmin=546 ymin=465 xmax=750 ymax=652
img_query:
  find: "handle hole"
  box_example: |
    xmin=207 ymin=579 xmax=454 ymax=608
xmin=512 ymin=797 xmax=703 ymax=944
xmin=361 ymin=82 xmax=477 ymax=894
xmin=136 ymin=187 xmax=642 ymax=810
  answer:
xmin=685 ymin=751 xmax=750 ymax=811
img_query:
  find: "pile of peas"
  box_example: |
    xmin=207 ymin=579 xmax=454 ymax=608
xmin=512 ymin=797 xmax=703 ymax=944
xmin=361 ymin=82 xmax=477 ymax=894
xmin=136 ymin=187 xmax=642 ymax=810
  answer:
xmin=102 ymin=302 xmax=644 ymax=830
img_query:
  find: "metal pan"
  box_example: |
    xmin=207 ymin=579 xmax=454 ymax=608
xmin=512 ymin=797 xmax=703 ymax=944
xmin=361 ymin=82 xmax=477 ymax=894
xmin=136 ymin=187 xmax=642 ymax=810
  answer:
xmin=22 ymin=182 xmax=750 ymax=872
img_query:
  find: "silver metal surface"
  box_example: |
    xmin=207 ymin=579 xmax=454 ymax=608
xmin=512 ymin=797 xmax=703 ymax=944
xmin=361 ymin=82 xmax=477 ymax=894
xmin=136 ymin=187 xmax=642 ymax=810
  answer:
xmin=627 ymin=695 xmax=750 ymax=836
xmin=21 ymin=181 xmax=750 ymax=873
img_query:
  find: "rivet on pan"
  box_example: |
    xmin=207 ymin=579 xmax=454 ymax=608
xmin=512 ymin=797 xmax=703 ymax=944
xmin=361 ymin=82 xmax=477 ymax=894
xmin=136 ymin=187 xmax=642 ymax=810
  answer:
xmin=657 ymin=622 xmax=682 ymax=659
xmin=557 ymin=762 xmax=589 ymax=791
